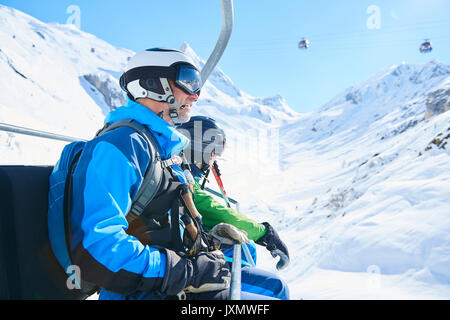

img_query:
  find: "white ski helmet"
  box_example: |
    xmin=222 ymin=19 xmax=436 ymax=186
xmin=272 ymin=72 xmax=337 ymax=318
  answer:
xmin=120 ymin=48 xmax=202 ymax=109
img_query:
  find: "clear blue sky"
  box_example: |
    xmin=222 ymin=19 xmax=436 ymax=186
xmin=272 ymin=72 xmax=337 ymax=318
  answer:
xmin=3 ymin=0 xmax=450 ymax=112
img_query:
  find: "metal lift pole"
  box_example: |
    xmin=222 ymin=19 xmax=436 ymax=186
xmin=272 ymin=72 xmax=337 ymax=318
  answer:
xmin=200 ymin=0 xmax=234 ymax=87
xmin=0 ymin=122 xmax=86 ymax=142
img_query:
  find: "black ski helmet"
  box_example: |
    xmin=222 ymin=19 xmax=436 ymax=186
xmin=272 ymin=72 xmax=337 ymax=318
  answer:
xmin=176 ymin=116 xmax=226 ymax=167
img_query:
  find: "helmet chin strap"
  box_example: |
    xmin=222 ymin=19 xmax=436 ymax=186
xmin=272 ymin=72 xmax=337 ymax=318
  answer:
xmin=165 ymin=79 xmax=187 ymax=126
xmin=169 ymin=105 xmax=189 ymax=125
xmin=169 ymin=107 xmax=182 ymax=126
xmin=137 ymin=77 xmax=186 ymax=125
xmin=168 ymin=96 xmax=184 ymax=125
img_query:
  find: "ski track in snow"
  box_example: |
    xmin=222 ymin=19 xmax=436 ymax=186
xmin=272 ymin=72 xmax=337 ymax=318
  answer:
xmin=1 ymin=4 xmax=450 ymax=300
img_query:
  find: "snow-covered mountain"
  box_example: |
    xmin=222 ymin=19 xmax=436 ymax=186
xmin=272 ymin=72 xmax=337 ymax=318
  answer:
xmin=259 ymin=60 xmax=450 ymax=299
xmin=0 ymin=4 xmax=297 ymax=164
xmin=1 ymin=5 xmax=449 ymax=299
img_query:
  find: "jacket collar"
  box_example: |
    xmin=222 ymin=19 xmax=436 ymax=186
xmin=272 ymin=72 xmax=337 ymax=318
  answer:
xmin=105 ymin=99 xmax=189 ymax=160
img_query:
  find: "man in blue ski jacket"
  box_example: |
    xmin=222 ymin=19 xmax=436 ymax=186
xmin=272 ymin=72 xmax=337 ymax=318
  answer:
xmin=48 ymin=48 xmax=231 ymax=300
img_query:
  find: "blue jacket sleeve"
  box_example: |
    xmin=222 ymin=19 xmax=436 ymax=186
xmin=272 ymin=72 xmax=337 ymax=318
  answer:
xmin=69 ymin=128 xmax=166 ymax=295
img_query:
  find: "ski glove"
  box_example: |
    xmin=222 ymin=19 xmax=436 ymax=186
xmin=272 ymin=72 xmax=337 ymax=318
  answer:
xmin=210 ymin=223 xmax=249 ymax=245
xmin=159 ymin=249 xmax=230 ymax=296
xmin=256 ymin=222 xmax=290 ymax=270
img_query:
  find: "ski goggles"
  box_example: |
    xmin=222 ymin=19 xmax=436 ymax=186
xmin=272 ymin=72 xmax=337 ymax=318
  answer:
xmin=174 ymin=65 xmax=202 ymax=96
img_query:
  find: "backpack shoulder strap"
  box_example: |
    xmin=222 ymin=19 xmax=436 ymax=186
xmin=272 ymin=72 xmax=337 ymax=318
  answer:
xmin=96 ymin=119 xmax=164 ymax=217
xmin=57 ymin=120 xmax=165 ymax=296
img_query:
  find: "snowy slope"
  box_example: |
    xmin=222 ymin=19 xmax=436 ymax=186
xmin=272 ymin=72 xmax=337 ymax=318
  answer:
xmin=252 ymin=60 xmax=450 ymax=299
xmin=0 ymin=4 xmax=135 ymax=164
xmin=1 ymin=5 xmax=450 ymax=300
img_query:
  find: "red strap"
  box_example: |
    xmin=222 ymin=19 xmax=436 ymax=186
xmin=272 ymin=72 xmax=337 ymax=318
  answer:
xmin=211 ymin=166 xmax=231 ymax=207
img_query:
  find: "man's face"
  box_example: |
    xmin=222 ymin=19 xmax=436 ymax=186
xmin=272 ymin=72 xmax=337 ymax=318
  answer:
xmin=170 ymin=79 xmax=199 ymax=124
xmin=175 ymin=105 xmax=193 ymax=124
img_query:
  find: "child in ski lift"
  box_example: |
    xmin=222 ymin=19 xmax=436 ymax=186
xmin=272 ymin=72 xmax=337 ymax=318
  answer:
xmin=177 ymin=116 xmax=291 ymax=300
